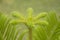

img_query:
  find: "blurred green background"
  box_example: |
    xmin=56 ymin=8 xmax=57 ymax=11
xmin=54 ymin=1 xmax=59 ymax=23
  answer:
xmin=0 ymin=0 xmax=60 ymax=15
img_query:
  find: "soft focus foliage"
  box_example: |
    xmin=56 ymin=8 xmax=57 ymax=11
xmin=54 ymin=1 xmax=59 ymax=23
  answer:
xmin=0 ymin=8 xmax=60 ymax=40
xmin=0 ymin=13 xmax=28 ymax=40
xmin=33 ymin=12 xmax=60 ymax=40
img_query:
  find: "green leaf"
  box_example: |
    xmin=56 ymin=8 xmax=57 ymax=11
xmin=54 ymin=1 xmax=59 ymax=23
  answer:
xmin=11 ymin=11 xmax=24 ymax=19
xmin=27 ymin=8 xmax=33 ymax=18
xmin=10 ymin=19 xmax=25 ymax=25
xmin=34 ymin=12 xmax=47 ymax=20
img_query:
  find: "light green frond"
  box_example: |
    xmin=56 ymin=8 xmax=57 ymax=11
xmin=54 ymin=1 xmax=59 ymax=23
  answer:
xmin=34 ymin=20 xmax=48 ymax=25
xmin=33 ymin=25 xmax=48 ymax=40
xmin=0 ymin=13 xmax=23 ymax=40
xmin=45 ymin=12 xmax=60 ymax=40
xmin=27 ymin=8 xmax=33 ymax=18
xmin=33 ymin=12 xmax=60 ymax=40
xmin=34 ymin=12 xmax=47 ymax=20
xmin=11 ymin=11 xmax=24 ymax=19
xmin=9 ymin=19 xmax=26 ymax=25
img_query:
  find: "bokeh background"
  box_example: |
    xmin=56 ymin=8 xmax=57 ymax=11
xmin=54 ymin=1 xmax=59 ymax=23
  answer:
xmin=0 ymin=0 xmax=60 ymax=15
xmin=0 ymin=0 xmax=60 ymax=40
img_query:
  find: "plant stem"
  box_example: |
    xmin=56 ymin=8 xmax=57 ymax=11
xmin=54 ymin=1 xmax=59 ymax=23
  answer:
xmin=29 ymin=28 xmax=32 ymax=40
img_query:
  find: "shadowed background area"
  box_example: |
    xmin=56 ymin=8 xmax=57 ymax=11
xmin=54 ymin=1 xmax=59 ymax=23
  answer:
xmin=0 ymin=0 xmax=60 ymax=15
